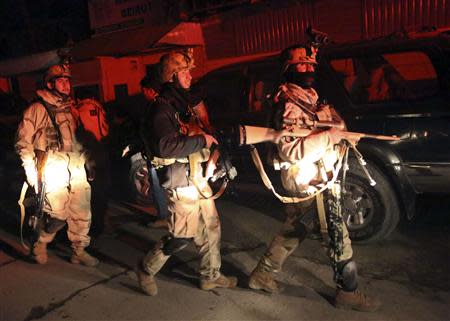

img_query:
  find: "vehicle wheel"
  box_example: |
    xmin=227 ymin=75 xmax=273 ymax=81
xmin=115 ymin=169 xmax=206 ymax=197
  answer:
xmin=342 ymin=159 xmax=400 ymax=243
xmin=129 ymin=153 xmax=153 ymax=206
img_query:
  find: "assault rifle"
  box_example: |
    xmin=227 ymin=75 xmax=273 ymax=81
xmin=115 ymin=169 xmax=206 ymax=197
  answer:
xmin=208 ymin=127 xmax=238 ymax=183
xmin=28 ymin=150 xmax=48 ymax=245
xmin=236 ymin=123 xmax=399 ymax=187
xmin=189 ymin=101 xmax=238 ymax=187
xmin=236 ymin=124 xmax=400 ymax=145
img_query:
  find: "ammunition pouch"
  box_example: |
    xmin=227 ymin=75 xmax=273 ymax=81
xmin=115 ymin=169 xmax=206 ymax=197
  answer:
xmin=190 ymin=148 xmax=211 ymax=163
xmin=189 ymin=148 xmax=211 ymax=181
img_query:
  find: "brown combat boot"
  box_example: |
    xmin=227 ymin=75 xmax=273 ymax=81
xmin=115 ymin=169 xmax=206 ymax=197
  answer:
xmin=199 ymin=274 xmax=238 ymax=291
xmin=32 ymin=242 xmax=48 ymax=265
xmin=135 ymin=264 xmax=158 ymax=296
xmin=335 ymin=289 xmax=381 ymax=312
xmin=248 ymin=268 xmax=279 ymax=294
xmin=70 ymin=250 xmax=99 ymax=267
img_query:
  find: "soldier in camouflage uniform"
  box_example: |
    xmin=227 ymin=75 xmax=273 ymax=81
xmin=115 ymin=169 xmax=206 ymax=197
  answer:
xmin=248 ymin=44 xmax=381 ymax=312
xmin=136 ymin=50 xmax=237 ymax=296
xmin=16 ymin=64 xmax=98 ymax=267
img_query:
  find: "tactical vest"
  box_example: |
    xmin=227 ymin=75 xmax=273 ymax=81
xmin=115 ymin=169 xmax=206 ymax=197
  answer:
xmin=37 ymin=98 xmax=77 ymax=153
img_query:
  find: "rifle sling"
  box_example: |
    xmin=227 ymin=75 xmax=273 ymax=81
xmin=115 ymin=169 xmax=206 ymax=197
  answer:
xmin=248 ymin=144 xmax=347 ymax=204
xmin=192 ymin=178 xmax=228 ymax=200
xmin=39 ymin=99 xmax=63 ymax=150
xmin=18 ymin=182 xmax=30 ymax=250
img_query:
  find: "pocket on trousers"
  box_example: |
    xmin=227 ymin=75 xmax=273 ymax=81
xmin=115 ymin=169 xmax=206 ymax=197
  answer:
xmin=168 ymin=187 xmax=200 ymax=238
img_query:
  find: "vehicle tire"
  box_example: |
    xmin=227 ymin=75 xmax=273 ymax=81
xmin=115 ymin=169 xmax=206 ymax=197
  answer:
xmin=129 ymin=153 xmax=153 ymax=206
xmin=342 ymin=159 xmax=400 ymax=243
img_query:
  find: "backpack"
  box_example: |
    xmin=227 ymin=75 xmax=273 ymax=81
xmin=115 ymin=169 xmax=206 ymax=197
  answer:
xmin=76 ymin=98 xmax=109 ymax=142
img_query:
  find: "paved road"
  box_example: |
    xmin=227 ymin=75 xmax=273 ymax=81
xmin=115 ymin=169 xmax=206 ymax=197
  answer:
xmin=0 ymin=185 xmax=449 ymax=321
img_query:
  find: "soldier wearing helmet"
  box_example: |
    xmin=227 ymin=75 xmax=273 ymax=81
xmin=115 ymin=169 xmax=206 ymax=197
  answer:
xmin=15 ymin=63 xmax=98 ymax=267
xmin=247 ymin=44 xmax=381 ymax=312
xmin=136 ymin=49 xmax=237 ymax=296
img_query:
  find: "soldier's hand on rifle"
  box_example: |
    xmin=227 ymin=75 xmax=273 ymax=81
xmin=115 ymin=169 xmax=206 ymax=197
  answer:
xmin=203 ymin=134 xmax=218 ymax=148
xmin=316 ymin=104 xmax=333 ymax=121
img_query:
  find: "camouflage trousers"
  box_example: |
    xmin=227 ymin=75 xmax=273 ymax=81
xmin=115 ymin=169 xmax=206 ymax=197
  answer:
xmin=142 ymin=184 xmax=222 ymax=280
xmin=257 ymin=193 xmax=353 ymax=274
xmin=38 ymin=152 xmax=92 ymax=252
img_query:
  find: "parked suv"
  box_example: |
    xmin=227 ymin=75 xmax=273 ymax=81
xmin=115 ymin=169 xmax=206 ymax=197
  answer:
xmin=194 ymin=29 xmax=450 ymax=243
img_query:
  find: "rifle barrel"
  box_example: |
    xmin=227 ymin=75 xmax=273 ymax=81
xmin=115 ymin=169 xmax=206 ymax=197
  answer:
xmin=359 ymin=133 xmax=400 ymax=141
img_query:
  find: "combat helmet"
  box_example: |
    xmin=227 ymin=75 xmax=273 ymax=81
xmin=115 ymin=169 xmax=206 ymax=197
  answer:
xmin=159 ymin=49 xmax=195 ymax=83
xmin=44 ymin=64 xmax=71 ymax=84
xmin=280 ymin=44 xmax=317 ymax=72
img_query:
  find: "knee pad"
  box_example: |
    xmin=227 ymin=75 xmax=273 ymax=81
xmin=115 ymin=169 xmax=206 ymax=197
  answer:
xmin=44 ymin=215 xmax=66 ymax=234
xmin=337 ymin=260 xmax=358 ymax=291
xmin=162 ymin=236 xmax=191 ymax=255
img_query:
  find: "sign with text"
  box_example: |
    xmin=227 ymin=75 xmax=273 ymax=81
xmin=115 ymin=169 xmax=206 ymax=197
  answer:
xmin=88 ymin=0 xmax=167 ymax=34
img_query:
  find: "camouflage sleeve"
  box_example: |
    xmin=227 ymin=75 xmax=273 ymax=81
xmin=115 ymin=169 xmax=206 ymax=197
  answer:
xmin=151 ymin=103 xmax=206 ymax=159
xmin=15 ymin=102 xmax=47 ymax=168
xmin=277 ymin=130 xmax=333 ymax=163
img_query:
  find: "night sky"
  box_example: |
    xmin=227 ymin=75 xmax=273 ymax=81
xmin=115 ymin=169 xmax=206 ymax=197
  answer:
xmin=0 ymin=0 xmax=90 ymax=60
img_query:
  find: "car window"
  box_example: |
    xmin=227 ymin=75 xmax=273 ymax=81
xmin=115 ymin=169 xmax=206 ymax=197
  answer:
xmin=330 ymin=51 xmax=439 ymax=104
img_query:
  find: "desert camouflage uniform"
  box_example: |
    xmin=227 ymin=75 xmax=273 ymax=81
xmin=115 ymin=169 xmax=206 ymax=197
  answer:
xmin=16 ymin=89 xmax=92 ymax=253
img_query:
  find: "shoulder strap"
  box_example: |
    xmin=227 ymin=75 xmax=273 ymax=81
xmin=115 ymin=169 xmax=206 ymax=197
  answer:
xmin=37 ymin=98 xmax=63 ymax=149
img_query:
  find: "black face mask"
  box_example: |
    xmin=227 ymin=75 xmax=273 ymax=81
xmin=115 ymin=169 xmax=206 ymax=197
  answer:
xmin=285 ymin=71 xmax=316 ymax=89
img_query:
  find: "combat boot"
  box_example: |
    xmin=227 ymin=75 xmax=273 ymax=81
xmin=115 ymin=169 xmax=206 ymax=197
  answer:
xmin=248 ymin=268 xmax=279 ymax=294
xmin=199 ymin=274 xmax=238 ymax=291
xmin=335 ymin=289 xmax=381 ymax=312
xmin=32 ymin=241 xmax=48 ymax=265
xmin=70 ymin=250 xmax=99 ymax=267
xmin=135 ymin=263 xmax=158 ymax=296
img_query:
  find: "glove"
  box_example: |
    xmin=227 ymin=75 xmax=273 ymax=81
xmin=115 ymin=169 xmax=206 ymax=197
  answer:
xmin=24 ymin=164 xmax=38 ymax=193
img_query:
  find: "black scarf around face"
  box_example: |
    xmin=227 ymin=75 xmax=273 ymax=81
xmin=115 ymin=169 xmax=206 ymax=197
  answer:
xmin=284 ymin=71 xmax=316 ymax=89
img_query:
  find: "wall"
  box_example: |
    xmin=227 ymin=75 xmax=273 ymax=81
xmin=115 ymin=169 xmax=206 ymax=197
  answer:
xmin=202 ymin=0 xmax=450 ymax=59
xmin=72 ymin=60 xmax=102 ymax=87
xmin=361 ymin=0 xmax=450 ymax=38
xmin=98 ymin=56 xmax=147 ymax=102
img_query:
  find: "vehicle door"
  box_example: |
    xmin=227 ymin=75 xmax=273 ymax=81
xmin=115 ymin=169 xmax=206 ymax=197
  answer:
xmin=320 ymin=46 xmax=450 ymax=192
xmin=401 ymin=46 xmax=450 ymax=192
